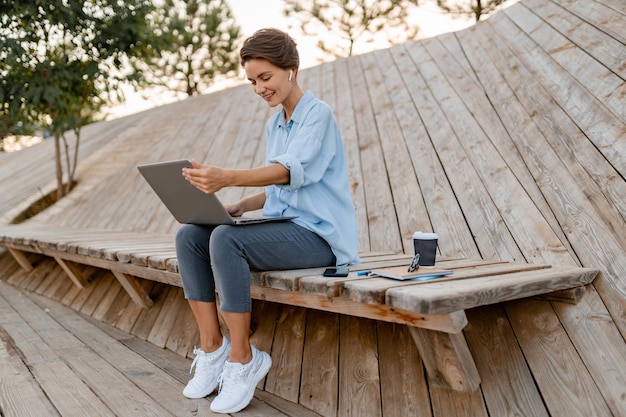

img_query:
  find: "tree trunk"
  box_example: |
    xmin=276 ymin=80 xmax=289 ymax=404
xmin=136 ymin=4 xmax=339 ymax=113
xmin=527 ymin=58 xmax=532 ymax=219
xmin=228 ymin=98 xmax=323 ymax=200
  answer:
xmin=54 ymin=131 xmax=64 ymax=199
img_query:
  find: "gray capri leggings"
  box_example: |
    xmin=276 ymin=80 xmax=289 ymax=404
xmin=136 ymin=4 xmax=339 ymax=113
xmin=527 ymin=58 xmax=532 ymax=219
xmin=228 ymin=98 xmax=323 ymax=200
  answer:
xmin=175 ymin=221 xmax=336 ymax=312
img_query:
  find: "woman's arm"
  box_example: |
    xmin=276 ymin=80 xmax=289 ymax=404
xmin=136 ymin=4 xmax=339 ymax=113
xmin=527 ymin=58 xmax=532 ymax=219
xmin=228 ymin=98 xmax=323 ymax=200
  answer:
xmin=183 ymin=159 xmax=289 ymax=195
xmin=225 ymin=191 xmax=266 ymax=217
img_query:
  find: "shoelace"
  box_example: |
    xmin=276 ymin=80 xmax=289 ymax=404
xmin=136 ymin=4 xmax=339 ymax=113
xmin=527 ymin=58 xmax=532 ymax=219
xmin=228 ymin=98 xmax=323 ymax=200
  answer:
xmin=217 ymin=363 xmax=246 ymax=394
xmin=189 ymin=347 xmax=203 ymax=374
xmin=189 ymin=346 xmax=219 ymax=374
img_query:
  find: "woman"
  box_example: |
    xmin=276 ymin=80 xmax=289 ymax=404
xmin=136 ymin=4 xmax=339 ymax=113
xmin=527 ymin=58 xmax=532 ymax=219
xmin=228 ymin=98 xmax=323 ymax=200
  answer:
xmin=175 ymin=28 xmax=359 ymax=414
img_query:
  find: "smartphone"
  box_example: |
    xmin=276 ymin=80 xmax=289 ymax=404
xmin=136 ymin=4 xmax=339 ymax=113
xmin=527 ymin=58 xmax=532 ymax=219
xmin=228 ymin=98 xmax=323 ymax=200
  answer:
xmin=323 ymin=265 xmax=349 ymax=277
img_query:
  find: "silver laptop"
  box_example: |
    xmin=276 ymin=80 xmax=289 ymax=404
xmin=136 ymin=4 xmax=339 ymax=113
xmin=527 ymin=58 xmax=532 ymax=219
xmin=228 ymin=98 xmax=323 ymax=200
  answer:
xmin=137 ymin=159 xmax=296 ymax=226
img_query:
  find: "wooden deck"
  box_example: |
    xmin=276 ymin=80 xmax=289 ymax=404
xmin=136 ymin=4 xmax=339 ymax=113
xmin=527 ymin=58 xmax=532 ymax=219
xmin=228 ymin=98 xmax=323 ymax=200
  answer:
xmin=0 ymin=272 xmax=318 ymax=417
xmin=1 ymin=0 xmax=625 ymax=416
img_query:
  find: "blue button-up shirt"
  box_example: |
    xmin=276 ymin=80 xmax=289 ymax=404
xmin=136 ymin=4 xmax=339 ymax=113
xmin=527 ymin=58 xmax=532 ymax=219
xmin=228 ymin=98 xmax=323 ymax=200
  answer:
xmin=263 ymin=91 xmax=360 ymax=266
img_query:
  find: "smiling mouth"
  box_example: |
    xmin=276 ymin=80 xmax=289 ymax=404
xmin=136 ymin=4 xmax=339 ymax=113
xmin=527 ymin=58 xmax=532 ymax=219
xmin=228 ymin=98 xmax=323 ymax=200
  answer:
xmin=262 ymin=92 xmax=275 ymax=101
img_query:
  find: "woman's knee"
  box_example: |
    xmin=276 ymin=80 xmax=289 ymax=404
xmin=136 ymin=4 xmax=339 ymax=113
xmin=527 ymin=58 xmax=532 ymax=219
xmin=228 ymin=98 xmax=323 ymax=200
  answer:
xmin=208 ymin=225 xmax=241 ymax=257
xmin=176 ymin=224 xmax=207 ymax=250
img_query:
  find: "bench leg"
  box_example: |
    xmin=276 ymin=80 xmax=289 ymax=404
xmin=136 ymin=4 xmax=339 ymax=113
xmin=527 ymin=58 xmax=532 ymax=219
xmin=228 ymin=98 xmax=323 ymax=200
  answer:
xmin=408 ymin=326 xmax=480 ymax=392
xmin=111 ymin=271 xmax=153 ymax=309
xmin=533 ymin=286 xmax=587 ymax=304
xmin=54 ymin=257 xmax=89 ymax=289
xmin=6 ymin=247 xmax=34 ymax=272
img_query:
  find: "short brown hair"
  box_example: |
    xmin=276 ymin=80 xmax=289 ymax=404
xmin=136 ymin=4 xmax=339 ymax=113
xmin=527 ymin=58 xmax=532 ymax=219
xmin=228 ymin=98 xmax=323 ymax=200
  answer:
xmin=240 ymin=28 xmax=299 ymax=69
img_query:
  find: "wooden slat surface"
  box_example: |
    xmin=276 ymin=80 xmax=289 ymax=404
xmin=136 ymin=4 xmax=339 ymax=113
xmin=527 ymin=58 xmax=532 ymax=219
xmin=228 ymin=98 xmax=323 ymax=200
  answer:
xmin=0 ymin=225 xmax=599 ymax=318
xmin=0 ymin=0 xmax=625 ymax=415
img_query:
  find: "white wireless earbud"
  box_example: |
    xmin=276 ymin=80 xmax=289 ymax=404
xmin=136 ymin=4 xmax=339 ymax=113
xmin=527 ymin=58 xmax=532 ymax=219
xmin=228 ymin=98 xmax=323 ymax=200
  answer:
xmin=289 ymin=69 xmax=293 ymax=81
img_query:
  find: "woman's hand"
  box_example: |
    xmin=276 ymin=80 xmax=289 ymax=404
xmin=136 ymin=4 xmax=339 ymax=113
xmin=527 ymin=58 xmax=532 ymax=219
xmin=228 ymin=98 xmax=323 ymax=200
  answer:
xmin=182 ymin=159 xmax=288 ymax=194
xmin=225 ymin=192 xmax=266 ymax=217
xmin=225 ymin=201 xmax=246 ymax=217
xmin=182 ymin=159 xmax=231 ymax=195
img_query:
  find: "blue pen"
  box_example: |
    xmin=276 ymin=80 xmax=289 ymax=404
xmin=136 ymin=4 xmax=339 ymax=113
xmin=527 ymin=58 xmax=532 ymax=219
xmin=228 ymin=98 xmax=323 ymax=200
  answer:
xmin=357 ymin=270 xmax=372 ymax=276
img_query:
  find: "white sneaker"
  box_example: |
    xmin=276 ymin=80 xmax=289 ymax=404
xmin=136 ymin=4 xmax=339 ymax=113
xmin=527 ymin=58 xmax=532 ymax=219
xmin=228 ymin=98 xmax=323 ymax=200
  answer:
xmin=210 ymin=345 xmax=272 ymax=414
xmin=183 ymin=337 xmax=231 ymax=399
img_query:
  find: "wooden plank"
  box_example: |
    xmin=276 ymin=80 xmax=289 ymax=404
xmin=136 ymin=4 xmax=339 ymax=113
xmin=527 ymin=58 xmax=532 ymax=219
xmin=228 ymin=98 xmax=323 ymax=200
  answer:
xmin=101 ymin=283 xmax=132 ymax=326
xmin=461 ymin=18 xmax=626 ymax=236
xmin=251 ymin=285 xmax=468 ymax=334
xmin=333 ymin=57 xmax=370 ymax=252
xmin=430 ymin=32 xmax=578 ymax=264
xmin=429 ymin=385 xmax=488 ymax=417
xmin=387 ymin=267 xmax=599 ymax=314
xmin=359 ymin=50 xmax=426 ymax=253
xmin=6 ymin=243 xmax=183 ymax=287
xmin=552 ymin=287 xmax=626 ymax=416
xmin=377 ymin=322 xmax=431 ymax=417
xmin=382 ymin=44 xmax=481 ymax=261
xmin=113 ymin=242 xmax=176 ymax=264
xmin=512 ymin=2 xmax=625 ymax=120
xmin=553 ymin=0 xmax=626 ymax=44
xmin=299 ymin=309 xmax=340 ymax=416
xmin=528 ymin=0 xmax=626 ymax=78
xmin=421 ymin=35 xmax=575 ymax=266
xmin=258 ymin=256 xmax=480 ymax=295
xmin=4 ymin=258 xmax=33 ymax=287
xmin=164 ymin=293 xmax=197 ymax=357
xmin=342 ymin=262 xmax=552 ymax=305
xmin=22 ymin=257 xmax=58 ymax=292
xmin=505 ymin=298 xmax=613 ymax=416
xmin=0 ymin=281 xmax=117 ymax=416
xmin=79 ymin=273 xmax=116 ymax=317
xmin=90 ymin=277 xmax=123 ymax=322
xmin=249 ymin=299 xmax=279 ymax=364
xmin=29 ymin=291 xmax=214 ymax=417
xmin=147 ymin=286 xmax=184 ymax=348
xmin=0 ymin=249 xmax=22 ymax=279
xmin=114 ymin=279 xmax=156 ymax=333
xmin=496 ymin=8 xmax=626 ymax=177
xmin=483 ymin=10 xmax=626 ymax=225
xmin=50 ymin=274 xmax=77 ymax=304
xmin=0 ymin=327 xmax=61 ymax=416
xmin=82 ymin=236 xmax=172 ymax=258
xmin=398 ymin=40 xmax=523 ymax=262
xmin=69 ymin=269 xmax=107 ymax=311
xmin=43 ymin=263 xmax=78 ymax=300
xmin=464 ymin=305 xmax=549 ymax=417
xmin=54 ymin=256 xmax=89 ymax=288
xmin=264 ymin=305 xmax=307 ymax=403
xmin=409 ymin=326 xmax=480 ymax=392
xmin=474 ymin=13 xmax=626 ymax=336
xmin=110 ymin=271 xmax=153 ymax=309
xmin=338 ymin=315 xmax=382 ymax=417
xmin=347 ymin=55 xmax=403 ymax=254
xmin=533 ymin=286 xmax=586 ymax=304
xmin=94 ymin=310 xmax=293 ymax=417
xmin=131 ymin=283 xmax=171 ymax=341
xmin=5 ymin=246 xmax=33 ymax=272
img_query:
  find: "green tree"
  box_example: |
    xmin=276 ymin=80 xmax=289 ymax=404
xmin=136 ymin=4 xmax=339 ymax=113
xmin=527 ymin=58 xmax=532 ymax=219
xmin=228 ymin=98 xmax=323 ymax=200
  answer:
xmin=436 ymin=0 xmax=506 ymax=21
xmin=0 ymin=0 xmax=156 ymax=197
xmin=284 ymin=0 xmax=420 ymax=59
xmin=141 ymin=0 xmax=242 ymax=97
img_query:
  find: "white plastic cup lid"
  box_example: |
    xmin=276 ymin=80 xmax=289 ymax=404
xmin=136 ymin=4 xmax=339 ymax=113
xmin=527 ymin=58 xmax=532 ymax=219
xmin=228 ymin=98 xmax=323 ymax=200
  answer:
xmin=413 ymin=231 xmax=438 ymax=240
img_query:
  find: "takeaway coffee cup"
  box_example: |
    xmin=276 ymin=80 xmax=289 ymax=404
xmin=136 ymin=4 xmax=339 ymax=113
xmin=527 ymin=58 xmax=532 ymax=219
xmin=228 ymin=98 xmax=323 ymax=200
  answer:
xmin=412 ymin=232 xmax=438 ymax=267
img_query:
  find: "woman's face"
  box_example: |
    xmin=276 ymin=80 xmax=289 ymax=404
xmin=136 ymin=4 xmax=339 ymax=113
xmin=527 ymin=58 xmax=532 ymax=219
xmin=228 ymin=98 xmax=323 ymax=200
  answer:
xmin=244 ymin=58 xmax=293 ymax=107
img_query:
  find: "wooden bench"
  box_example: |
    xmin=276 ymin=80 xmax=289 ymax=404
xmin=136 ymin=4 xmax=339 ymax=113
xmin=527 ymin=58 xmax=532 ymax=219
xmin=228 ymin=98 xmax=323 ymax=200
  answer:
xmin=0 ymin=224 xmax=599 ymax=393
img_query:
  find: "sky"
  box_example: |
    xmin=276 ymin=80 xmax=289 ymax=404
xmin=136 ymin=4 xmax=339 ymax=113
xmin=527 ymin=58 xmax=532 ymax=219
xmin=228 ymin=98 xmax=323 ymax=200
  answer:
xmin=107 ymin=0 xmax=488 ymax=119
xmin=227 ymin=0 xmax=477 ymax=68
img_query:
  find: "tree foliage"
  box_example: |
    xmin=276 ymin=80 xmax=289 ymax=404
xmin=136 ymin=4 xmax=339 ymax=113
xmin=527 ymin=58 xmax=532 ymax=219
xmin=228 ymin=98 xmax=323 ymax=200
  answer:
xmin=436 ymin=0 xmax=506 ymax=21
xmin=284 ymin=0 xmax=420 ymax=59
xmin=0 ymin=0 xmax=156 ymax=197
xmin=141 ymin=0 xmax=242 ymax=97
